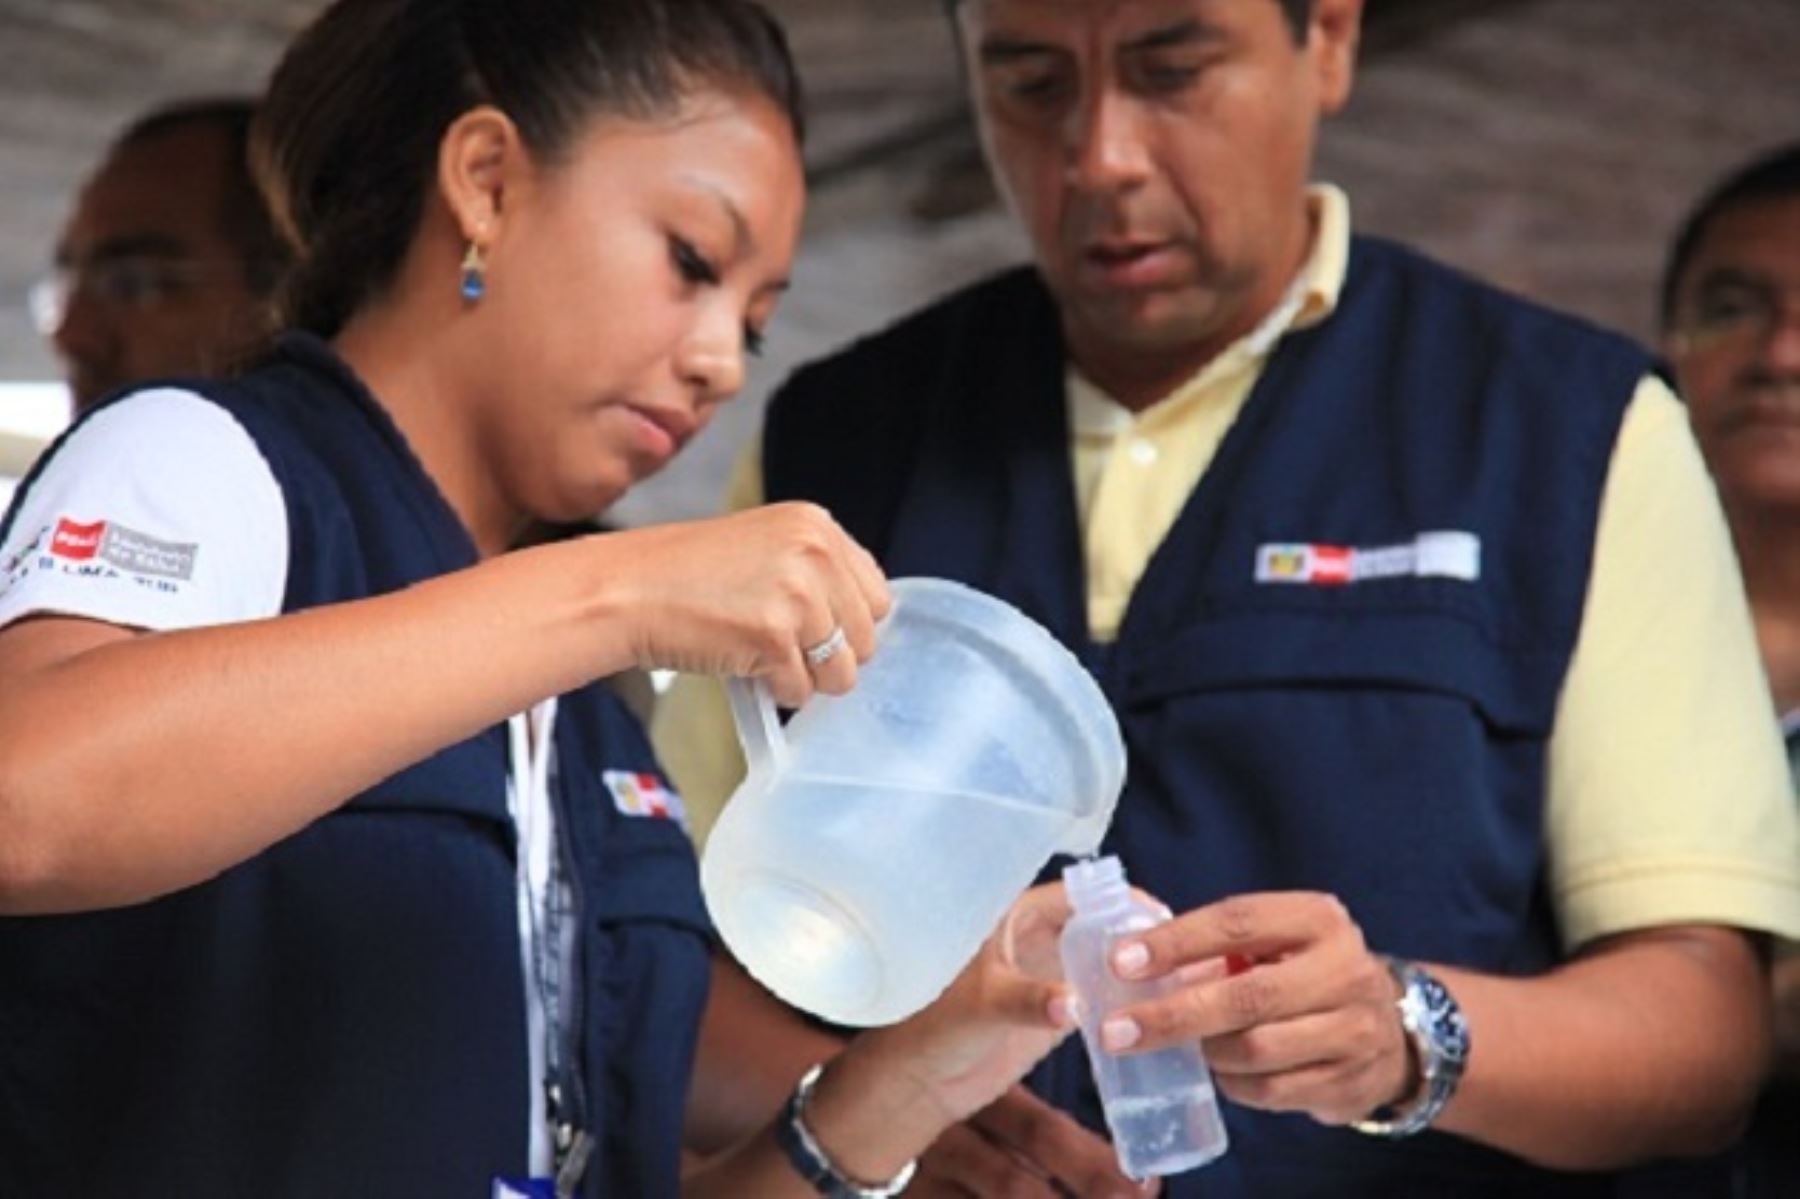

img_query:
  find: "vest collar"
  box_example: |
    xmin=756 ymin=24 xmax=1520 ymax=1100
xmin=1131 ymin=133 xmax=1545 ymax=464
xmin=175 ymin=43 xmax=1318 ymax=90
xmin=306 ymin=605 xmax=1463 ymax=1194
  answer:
xmin=274 ymin=330 xmax=482 ymax=569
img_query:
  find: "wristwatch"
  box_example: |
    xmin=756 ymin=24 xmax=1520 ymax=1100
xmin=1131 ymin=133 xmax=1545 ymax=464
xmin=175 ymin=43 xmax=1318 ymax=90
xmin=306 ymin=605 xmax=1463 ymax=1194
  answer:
xmin=775 ymin=1063 xmax=919 ymax=1198
xmin=1351 ymin=957 xmax=1471 ymax=1138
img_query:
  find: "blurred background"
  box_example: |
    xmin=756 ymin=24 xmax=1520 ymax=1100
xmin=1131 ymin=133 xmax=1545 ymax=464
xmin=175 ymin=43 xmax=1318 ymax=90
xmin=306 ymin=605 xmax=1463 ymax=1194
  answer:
xmin=1 ymin=0 xmax=1795 ymax=519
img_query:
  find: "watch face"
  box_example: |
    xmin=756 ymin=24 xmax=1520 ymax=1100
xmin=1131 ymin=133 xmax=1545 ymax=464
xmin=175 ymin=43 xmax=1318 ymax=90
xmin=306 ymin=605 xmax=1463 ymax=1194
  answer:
xmin=1418 ymin=974 xmax=1471 ymax=1062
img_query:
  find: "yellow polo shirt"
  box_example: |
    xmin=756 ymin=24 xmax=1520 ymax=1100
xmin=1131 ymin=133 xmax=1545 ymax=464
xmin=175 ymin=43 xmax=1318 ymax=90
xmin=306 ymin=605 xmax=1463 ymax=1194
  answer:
xmin=653 ymin=186 xmax=1800 ymax=951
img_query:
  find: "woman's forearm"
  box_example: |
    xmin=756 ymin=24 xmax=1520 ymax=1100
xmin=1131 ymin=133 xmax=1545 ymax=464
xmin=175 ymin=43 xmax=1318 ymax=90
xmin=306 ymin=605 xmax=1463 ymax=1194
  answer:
xmin=684 ymin=1031 xmax=949 ymax=1198
xmin=0 ymin=538 xmax=635 ymax=914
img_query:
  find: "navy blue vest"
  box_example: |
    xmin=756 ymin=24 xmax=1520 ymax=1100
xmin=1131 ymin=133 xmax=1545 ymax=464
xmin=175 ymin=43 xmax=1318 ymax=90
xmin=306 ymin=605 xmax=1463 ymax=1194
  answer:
xmin=0 ymin=335 xmax=712 ymax=1196
xmin=762 ymin=240 xmax=1719 ymax=1196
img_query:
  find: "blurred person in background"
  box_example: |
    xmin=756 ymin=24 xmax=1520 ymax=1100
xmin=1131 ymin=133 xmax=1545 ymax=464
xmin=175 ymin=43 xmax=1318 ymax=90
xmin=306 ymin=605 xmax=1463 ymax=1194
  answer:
xmin=1663 ymin=140 xmax=1800 ymax=1199
xmin=33 ymin=97 xmax=288 ymax=416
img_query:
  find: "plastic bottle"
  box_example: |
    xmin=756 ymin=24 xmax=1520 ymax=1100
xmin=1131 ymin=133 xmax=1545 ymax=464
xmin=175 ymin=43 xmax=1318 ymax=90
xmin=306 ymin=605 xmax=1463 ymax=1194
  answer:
xmin=1060 ymin=855 xmax=1229 ymax=1179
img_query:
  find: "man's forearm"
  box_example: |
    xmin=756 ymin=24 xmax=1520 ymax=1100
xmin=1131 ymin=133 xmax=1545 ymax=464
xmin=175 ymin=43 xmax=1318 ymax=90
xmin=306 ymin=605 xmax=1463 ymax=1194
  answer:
xmin=1432 ymin=924 xmax=1769 ymax=1170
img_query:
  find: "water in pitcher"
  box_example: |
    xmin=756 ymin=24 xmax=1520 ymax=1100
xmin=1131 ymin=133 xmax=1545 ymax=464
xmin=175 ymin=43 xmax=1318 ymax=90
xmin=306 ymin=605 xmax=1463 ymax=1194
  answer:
xmin=708 ymin=776 xmax=1067 ymax=1024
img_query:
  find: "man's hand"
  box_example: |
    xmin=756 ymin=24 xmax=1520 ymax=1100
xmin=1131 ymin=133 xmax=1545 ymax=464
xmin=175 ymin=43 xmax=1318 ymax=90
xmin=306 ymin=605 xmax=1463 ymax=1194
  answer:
xmin=1097 ymin=892 xmax=1412 ymax=1125
xmin=912 ymin=1086 xmax=1157 ymax=1198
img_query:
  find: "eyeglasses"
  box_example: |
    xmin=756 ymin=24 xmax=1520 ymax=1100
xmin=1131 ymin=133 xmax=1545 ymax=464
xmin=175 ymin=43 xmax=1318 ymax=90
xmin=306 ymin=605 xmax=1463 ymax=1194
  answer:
xmin=27 ymin=255 xmax=243 ymax=338
xmin=1668 ymin=277 xmax=1800 ymax=358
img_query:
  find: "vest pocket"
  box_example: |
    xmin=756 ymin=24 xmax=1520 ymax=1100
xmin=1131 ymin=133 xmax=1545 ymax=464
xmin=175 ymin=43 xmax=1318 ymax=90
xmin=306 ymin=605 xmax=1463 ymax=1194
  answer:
xmin=587 ymin=821 xmax=712 ymax=935
xmin=581 ymin=823 xmax=712 ymax=1195
xmin=1106 ymin=605 xmax=1561 ymax=972
xmin=1121 ymin=606 xmax=1558 ymax=737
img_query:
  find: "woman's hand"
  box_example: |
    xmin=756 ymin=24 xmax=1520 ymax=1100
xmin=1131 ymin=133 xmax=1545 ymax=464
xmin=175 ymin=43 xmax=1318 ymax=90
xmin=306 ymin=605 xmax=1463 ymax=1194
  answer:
xmin=883 ymin=883 xmax=1083 ymax=1118
xmin=681 ymin=887 xmax=1162 ymax=1197
xmin=682 ymin=890 xmax=1156 ymax=1198
xmin=593 ymin=503 xmax=890 ymax=707
xmin=795 ymin=886 xmax=1081 ymax=1185
xmin=911 ymin=1085 xmax=1157 ymax=1199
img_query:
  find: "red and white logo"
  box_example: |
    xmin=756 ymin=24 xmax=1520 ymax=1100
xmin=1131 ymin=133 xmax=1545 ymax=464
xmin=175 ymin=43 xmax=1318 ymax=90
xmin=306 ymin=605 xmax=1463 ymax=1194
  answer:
xmin=40 ymin=515 xmax=199 ymax=582
xmin=1308 ymin=545 xmax=1353 ymax=586
xmin=603 ymin=770 xmax=688 ymax=826
xmin=51 ymin=518 xmax=107 ymax=561
xmin=1256 ymin=532 xmax=1482 ymax=587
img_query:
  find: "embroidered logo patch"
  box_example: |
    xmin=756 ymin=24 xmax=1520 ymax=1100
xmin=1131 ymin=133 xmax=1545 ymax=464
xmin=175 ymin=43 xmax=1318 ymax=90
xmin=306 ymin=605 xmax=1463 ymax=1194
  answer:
xmin=1256 ymin=531 xmax=1481 ymax=587
xmin=50 ymin=516 xmax=198 ymax=581
xmin=3 ymin=517 xmax=195 ymax=600
xmin=603 ymin=771 xmax=687 ymax=826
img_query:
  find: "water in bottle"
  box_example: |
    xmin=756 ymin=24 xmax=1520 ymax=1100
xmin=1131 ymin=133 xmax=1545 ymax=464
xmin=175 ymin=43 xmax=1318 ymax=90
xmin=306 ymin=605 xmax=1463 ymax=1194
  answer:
xmin=1060 ymin=855 xmax=1230 ymax=1179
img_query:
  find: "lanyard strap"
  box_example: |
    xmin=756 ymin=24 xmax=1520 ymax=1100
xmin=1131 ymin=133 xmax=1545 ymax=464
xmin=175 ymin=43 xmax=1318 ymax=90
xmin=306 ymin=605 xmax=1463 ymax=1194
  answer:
xmin=512 ymin=706 xmax=591 ymax=1193
xmin=534 ymin=843 xmax=593 ymax=1195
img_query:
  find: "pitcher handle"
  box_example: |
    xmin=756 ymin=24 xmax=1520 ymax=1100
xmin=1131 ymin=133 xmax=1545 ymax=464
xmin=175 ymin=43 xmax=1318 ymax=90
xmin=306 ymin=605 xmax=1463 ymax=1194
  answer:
xmin=726 ymin=677 xmax=788 ymax=785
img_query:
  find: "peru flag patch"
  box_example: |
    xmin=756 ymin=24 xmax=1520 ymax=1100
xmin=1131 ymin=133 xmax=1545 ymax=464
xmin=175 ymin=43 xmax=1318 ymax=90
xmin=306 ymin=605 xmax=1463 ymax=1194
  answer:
xmin=603 ymin=770 xmax=688 ymax=827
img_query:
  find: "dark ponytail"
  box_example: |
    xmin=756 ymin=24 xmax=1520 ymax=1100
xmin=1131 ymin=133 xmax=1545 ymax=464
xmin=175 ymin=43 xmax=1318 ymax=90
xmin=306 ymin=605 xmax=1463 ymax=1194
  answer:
xmin=252 ymin=0 xmax=804 ymax=338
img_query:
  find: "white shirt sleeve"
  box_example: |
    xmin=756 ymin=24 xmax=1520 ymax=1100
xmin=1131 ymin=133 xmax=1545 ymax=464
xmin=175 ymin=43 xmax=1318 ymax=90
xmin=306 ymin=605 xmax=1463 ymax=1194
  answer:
xmin=0 ymin=388 xmax=289 ymax=633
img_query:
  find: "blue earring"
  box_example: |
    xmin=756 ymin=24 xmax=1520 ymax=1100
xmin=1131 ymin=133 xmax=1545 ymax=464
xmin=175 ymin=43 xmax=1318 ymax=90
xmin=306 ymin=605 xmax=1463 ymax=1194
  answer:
xmin=460 ymin=242 xmax=487 ymax=303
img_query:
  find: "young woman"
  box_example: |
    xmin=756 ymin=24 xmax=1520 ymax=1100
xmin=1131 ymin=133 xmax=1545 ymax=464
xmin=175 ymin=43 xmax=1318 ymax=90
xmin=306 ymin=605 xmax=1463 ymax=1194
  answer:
xmin=0 ymin=1 xmax=1078 ymax=1194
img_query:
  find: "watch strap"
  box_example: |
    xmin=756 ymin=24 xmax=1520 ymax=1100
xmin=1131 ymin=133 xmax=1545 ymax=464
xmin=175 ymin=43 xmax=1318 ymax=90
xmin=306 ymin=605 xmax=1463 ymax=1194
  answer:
xmin=1351 ymin=957 xmax=1469 ymax=1139
xmin=774 ymin=1063 xmax=919 ymax=1198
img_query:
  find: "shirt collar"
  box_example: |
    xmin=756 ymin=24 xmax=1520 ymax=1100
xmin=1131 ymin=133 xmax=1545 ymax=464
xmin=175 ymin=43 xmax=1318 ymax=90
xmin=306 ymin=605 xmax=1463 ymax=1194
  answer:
xmin=1294 ymin=182 xmax=1351 ymax=330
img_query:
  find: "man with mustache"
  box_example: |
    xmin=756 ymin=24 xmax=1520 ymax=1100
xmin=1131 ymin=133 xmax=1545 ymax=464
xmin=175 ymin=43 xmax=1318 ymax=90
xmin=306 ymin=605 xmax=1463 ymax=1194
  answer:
xmin=1664 ymin=141 xmax=1800 ymax=1199
xmin=657 ymin=3 xmax=1800 ymax=1193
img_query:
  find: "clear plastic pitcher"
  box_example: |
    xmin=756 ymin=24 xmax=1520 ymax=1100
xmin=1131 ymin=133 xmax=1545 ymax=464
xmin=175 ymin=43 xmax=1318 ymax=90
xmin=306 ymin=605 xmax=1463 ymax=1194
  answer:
xmin=700 ymin=577 xmax=1126 ymax=1027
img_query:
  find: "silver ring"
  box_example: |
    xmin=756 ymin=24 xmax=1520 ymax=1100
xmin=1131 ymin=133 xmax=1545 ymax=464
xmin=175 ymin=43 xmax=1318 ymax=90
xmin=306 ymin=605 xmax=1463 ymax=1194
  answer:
xmin=803 ymin=625 xmax=849 ymax=670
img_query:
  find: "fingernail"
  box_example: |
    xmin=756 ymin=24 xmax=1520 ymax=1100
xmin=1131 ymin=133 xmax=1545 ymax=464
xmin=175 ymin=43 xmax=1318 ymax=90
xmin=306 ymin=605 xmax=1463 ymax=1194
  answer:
xmin=1048 ymin=993 xmax=1080 ymax=1028
xmin=1113 ymin=941 xmax=1150 ymax=977
xmin=1101 ymin=1016 xmax=1141 ymax=1051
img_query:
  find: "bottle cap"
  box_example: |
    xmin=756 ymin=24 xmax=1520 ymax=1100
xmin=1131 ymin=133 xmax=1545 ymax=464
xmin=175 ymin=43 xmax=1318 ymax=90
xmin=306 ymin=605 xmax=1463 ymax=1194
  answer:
xmin=1063 ymin=854 xmax=1129 ymax=914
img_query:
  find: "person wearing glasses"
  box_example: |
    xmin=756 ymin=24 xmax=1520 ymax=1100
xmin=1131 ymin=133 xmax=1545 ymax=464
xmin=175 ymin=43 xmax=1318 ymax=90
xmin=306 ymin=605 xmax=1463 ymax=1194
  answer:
xmin=33 ymin=98 xmax=289 ymax=416
xmin=1663 ymin=141 xmax=1800 ymax=1199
